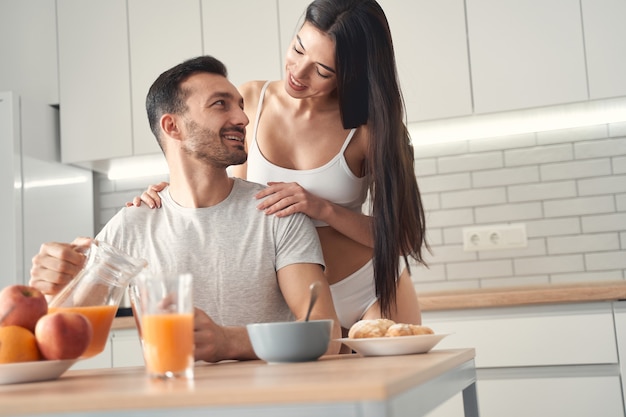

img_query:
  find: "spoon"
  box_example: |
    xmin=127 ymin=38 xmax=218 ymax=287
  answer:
xmin=304 ymin=281 xmax=320 ymax=322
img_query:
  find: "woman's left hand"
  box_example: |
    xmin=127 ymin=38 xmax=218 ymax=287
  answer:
xmin=255 ymin=182 xmax=328 ymax=220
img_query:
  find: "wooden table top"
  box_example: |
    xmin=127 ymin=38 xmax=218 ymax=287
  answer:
xmin=418 ymin=280 xmax=626 ymax=311
xmin=0 ymin=348 xmax=475 ymax=416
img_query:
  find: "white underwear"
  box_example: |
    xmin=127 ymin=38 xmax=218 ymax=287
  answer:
xmin=329 ymin=259 xmax=378 ymax=329
xmin=330 ymin=258 xmax=409 ymax=329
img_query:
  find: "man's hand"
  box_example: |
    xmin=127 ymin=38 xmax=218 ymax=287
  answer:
xmin=193 ymin=308 xmax=257 ymax=363
xmin=29 ymin=237 xmax=92 ymax=296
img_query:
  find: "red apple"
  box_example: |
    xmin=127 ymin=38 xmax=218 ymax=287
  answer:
xmin=35 ymin=312 xmax=93 ymax=360
xmin=0 ymin=285 xmax=48 ymax=332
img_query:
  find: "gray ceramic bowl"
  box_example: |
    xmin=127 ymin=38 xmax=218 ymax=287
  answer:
xmin=246 ymin=319 xmax=333 ymax=363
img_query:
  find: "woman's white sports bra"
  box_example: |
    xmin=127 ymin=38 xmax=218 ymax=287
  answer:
xmin=245 ymin=81 xmax=368 ymax=227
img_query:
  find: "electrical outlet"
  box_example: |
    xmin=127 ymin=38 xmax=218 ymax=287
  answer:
xmin=462 ymin=223 xmax=527 ymax=252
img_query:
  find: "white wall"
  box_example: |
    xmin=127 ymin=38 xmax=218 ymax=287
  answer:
xmin=410 ymin=121 xmax=626 ymax=292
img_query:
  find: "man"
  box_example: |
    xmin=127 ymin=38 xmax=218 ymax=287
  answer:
xmin=30 ymin=56 xmax=341 ymax=362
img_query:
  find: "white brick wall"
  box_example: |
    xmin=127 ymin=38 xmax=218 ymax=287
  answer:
xmin=94 ymin=121 xmax=626 ymax=293
xmin=412 ymin=122 xmax=626 ymax=291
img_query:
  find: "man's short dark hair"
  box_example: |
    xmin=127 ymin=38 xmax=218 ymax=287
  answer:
xmin=146 ymin=56 xmax=228 ymax=149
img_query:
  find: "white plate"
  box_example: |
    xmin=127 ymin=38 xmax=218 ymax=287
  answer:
xmin=336 ymin=333 xmax=450 ymax=357
xmin=0 ymin=359 xmax=77 ymax=385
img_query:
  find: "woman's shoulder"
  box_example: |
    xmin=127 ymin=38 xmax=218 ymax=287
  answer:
xmin=240 ymin=80 xmax=284 ymax=99
xmin=239 ymin=80 xmax=275 ymax=100
xmin=239 ymin=80 xmax=278 ymax=117
xmin=239 ymin=80 xmax=265 ymax=96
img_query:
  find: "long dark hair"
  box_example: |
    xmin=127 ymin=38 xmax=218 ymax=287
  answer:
xmin=305 ymin=0 xmax=428 ymax=317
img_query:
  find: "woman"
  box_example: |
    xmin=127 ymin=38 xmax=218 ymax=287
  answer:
xmin=132 ymin=0 xmax=428 ymax=333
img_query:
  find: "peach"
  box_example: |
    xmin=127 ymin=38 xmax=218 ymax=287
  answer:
xmin=0 ymin=285 xmax=48 ymax=332
xmin=35 ymin=312 xmax=93 ymax=360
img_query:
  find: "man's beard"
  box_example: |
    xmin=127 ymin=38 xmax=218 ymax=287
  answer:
xmin=183 ymin=120 xmax=247 ymax=168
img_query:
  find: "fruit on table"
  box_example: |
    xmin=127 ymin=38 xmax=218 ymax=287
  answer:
xmin=49 ymin=305 xmax=118 ymax=358
xmin=0 ymin=325 xmax=42 ymax=363
xmin=0 ymin=285 xmax=48 ymax=332
xmin=35 ymin=312 xmax=93 ymax=360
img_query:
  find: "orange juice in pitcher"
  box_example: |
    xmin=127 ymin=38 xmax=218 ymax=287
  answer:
xmin=48 ymin=240 xmax=147 ymax=358
xmin=49 ymin=305 xmax=118 ymax=358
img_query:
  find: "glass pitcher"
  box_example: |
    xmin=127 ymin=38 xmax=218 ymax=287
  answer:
xmin=48 ymin=240 xmax=147 ymax=357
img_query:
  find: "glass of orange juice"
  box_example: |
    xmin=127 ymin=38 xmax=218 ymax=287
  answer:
xmin=134 ymin=272 xmax=194 ymax=380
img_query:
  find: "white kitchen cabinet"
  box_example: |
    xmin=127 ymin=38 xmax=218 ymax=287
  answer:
xmin=111 ymin=328 xmax=144 ymax=368
xmin=477 ymin=373 xmax=623 ymax=417
xmin=71 ymin=339 xmax=113 ymax=370
xmin=57 ymin=0 xmax=132 ymax=164
xmin=128 ymin=0 xmax=203 ymax=156
xmin=0 ymin=0 xmax=58 ymax=105
xmin=379 ymin=0 xmax=472 ymax=122
xmin=68 ymin=328 xmax=143 ymax=370
xmin=614 ymin=301 xmax=626 ymax=411
xmin=580 ymin=0 xmax=626 ymax=100
xmin=466 ymin=0 xmax=588 ymax=114
xmin=429 ymin=302 xmax=617 ymax=367
xmin=58 ymin=0 xmax=204 ymax=164
xmin=423 ymin=302 xmax=624 ymax=417
xmin=0 ymin=0 xmax=65 ymax=163
xmin=201 ymin=0 xmax=282 ymax=89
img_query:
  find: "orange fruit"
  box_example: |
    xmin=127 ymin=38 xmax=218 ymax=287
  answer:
xmin=0 ymin=325 xmax=42 ymax=364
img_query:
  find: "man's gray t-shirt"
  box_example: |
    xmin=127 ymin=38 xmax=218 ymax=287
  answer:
xmin=96 ymin=178 xmax=324 ymax=326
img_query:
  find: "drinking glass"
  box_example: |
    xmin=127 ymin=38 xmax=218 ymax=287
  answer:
xmin=132 ymin=272 xmax=194 ymax=380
